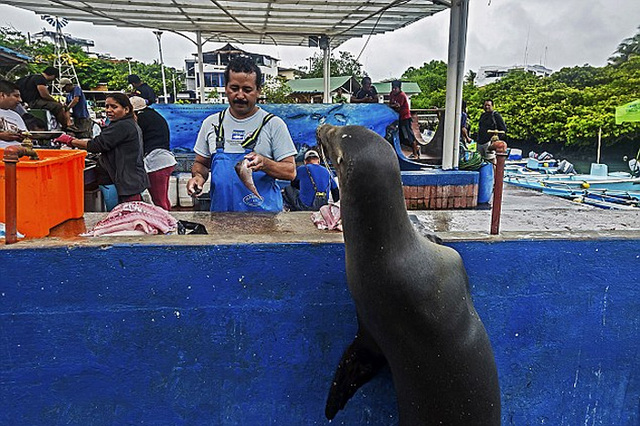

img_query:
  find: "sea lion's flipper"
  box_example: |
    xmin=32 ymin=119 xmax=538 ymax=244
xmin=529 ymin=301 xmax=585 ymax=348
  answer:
xmin=325 ymin=325 xmax=387 ymax=420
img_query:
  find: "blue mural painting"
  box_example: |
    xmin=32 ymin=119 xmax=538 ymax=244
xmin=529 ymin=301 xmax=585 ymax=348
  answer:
xmin=153 ymin=103 xmax=398 ymax=153
xmin=0 ymin=238 xmax=637 ymax=425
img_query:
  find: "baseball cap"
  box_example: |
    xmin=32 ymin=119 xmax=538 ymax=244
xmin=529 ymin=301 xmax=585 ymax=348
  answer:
xmin=130 ymin=96 xmax=148 ymax=112
xmin=304 ymin=150 xmax=320 ymax=160
xmin=59 ymin=78 xmax=73 ymax=87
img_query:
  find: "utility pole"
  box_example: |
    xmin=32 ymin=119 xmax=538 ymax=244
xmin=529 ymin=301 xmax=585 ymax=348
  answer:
xmin=125 ymin=57 xmax=133 ymax=75
xmin=153 ymin=30 xmax=169 ymax=103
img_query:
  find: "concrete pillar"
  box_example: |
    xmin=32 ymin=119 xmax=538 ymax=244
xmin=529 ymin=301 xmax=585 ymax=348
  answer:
xmin=196 ymin=31 xmax=206 ymax=103
xmin=323 ymin=43 xmax=331 ymax=103
xmin=442 ymin=0 xmax=469 ymax=170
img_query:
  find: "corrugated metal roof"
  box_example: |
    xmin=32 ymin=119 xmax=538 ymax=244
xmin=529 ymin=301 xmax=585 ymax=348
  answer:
xmin=0 ymin=44 xmax=31 ymax=67
xmin=3 ymin=0 xmax=450 ymax=47
xmin=287 ymin=76 xmax=357 ymax=93
xmin=372 ymin=81 xmax=422 ymax=95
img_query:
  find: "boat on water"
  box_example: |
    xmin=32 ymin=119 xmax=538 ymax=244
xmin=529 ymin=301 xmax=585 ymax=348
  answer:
xmin=504 ymin=151 xmax=640 ymax=209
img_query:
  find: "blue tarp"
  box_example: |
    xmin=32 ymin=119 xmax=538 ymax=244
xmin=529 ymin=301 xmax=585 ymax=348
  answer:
xmin=153 ymin=103 xmax=424 ymax=170
xmin=153 ymin=103 xmax=397 ymax=152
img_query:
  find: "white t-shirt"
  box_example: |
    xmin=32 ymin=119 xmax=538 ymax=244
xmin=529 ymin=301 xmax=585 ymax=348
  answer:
xmin=194 ymin=107 xmax=297 ymax=161
xmin=0 ymin=108 xmax=27 ymax=148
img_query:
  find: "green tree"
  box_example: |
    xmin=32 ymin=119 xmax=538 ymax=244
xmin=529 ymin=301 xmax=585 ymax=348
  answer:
xmin=0 ymin=26 xmax=185 ymax=95
xmin=401 ymin=60 xmax=448 ymax=108
xmin=609 ymin=26 xmax=640 ymax=66
xmin=306 ymin=51 xmax=364 ymax=79
xmin=261 ymin=75 xmax=293 ymax=103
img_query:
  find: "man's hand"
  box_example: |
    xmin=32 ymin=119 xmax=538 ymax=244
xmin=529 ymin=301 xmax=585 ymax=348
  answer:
xmin=244 ymin=152 xmax=265 ymax=172
xmin=186 ymin=175 xmax=206 ymax=196
xmin=245 ymin=152 xmax=296 ymax=180
xmin=0 ymin=131 xmax=24 ymax=142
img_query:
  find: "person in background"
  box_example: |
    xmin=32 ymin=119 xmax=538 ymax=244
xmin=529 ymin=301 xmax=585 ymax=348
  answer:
xmin=461 ymin=100 xmax=472 ymax=146
xmin=127 ymin=74 xmax=157 ymax=105
xmin=351 ymin=76 xmax=379 ymax=103
xmin=477 ymin=99 xmax=507 ymax=163
xmin=283 ymin=149 xmax=339 ymax=211
xmin=60 ymin=78 xmax=93 ymax=138
xmin=0 ymin=80 xmax=26 ymax=148
xmin=17 ymin=66 xmax=71 ymax=128
xmin=187 ymin=56 xmax=297 ymax=212
xmin=389 ymin=80 xmax=420 ymax=159
xmin=130 ymin=96 xmax=176 ymax=211
xmin=55 ymin=93 xmax=149 ymax=205
xmin=333 ymin=87 xmax=349 ymax=104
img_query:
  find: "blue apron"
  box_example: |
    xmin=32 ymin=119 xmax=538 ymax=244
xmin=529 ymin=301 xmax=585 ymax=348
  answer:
xmin=210 ymin=148 xmax=283 ymax=212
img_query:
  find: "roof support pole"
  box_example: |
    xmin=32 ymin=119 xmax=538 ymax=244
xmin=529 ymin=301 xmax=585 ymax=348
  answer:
xmin=442 ymin=0 xmax=469 ymax=170
xmin=453 ymin=0 xmax=469 ymax=167
xmin=322 ymin=42 xmax=331 ymax=103
xmin=196 ymin=31 xmax=206 ymax=103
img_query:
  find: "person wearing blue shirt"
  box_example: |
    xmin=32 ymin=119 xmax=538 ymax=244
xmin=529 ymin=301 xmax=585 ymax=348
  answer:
xmin=283 ymin=149 xmax=339 ymax=211
xmin=60 ymin=78 xmax=93 ymax=138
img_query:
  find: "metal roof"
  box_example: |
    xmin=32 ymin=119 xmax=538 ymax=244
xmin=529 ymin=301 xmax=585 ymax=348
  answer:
xmin=373 ymin=81 xmax=421 ymax=95
xmin=4 ymin=0 xmax=450 ymax=47
xmin=287 ymin=76 xmax=358 ymax=93
xmin=0 ymin=45 xmax=31 ymax=66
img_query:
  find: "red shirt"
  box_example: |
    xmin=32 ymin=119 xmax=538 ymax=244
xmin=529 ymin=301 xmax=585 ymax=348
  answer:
xmin=389 ymin=90 xmax=411 ymax=120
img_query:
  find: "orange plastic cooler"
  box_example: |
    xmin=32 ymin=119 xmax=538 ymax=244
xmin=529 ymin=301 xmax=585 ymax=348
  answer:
xmin=0 ymin=149 xmax=86 ymax=238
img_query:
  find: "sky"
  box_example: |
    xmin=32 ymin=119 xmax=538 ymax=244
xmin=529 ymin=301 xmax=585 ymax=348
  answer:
xmin=1 ymin=0 xmax=639 ymax=81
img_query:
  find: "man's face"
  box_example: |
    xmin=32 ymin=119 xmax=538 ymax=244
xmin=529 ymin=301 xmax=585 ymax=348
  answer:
xmin=44 ymin=74 xmax=56 ymax=82
xmin=362 ymin=79 xmax=372 ymax=90
xmin=225 ymin=70 xmax=260 ymax=119
xmin=391 ymin=86 xmax=400 ymax=95
xmin=0 ymin=90 xmax=22 ymax=110
xmin=63 ymin=84 xmax=73 ymax=93
xmin=483 ymin=101 xmax=494 ymax=112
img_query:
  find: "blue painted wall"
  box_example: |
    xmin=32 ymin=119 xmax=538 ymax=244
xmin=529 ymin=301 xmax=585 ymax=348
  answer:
xmin=0 ymin=239 xmax=638 ymax=425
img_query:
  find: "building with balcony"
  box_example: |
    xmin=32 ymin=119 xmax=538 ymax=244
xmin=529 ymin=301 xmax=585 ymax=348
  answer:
xmin=185 ymin=44 xmax=279 ymax=103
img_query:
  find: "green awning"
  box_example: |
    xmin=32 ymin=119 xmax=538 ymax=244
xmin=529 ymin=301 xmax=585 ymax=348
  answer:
xmin=287 ymin=76 xmax=358 ymax=94
xmin=615 ymin=99 xmax=640 ymax=124
xmin=372 ymin=81 xmax=422 ymax=96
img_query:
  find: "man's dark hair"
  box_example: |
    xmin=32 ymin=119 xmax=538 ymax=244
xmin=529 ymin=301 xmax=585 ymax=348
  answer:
xmin=43 ymin=66 xmax=59 ymax=77
xmin=106 ymin=93 xmax=135 ymax=119
xmin=224 ymin=56 xmax=262 ymax=89
xmin=362 ymin=76 xmax=372 ymax=85
xmin=484 ymin=99 xmax=493 ymax=105
xmin=391 ymin=80 xmax=402 ymax=89
xmin=127 ymin=74 xmax=141 ymax=84
xmin=0 ymin=79 xmax=19 ymax=95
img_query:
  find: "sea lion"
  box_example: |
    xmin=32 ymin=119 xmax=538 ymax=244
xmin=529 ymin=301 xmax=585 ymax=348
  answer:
xmin=316 ymin=124 xmax=500 ymax=425
xmin=234 ymin=159 xmax=261 ymax=199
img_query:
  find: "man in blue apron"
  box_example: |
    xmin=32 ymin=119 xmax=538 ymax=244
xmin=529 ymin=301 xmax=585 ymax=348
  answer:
xmin=187 ymin=56 xmax=297 ymax=212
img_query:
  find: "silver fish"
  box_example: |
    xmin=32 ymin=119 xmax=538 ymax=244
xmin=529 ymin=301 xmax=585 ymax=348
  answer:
xmin=235 ymin=159 xmax=262 ymax=199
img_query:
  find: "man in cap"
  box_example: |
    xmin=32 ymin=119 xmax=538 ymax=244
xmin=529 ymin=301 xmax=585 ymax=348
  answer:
xmin=130 ymin=96 xmax=176 ymax=210
xmin=283 ymin=149 xmax=339 ymax=211
xmin=16 ymin=66 xmax=71 ymax=129
xmin=127 ymin=74 xmax=157 ymax=105
xmin=60 ymin=78 xmax=93 ymax=138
